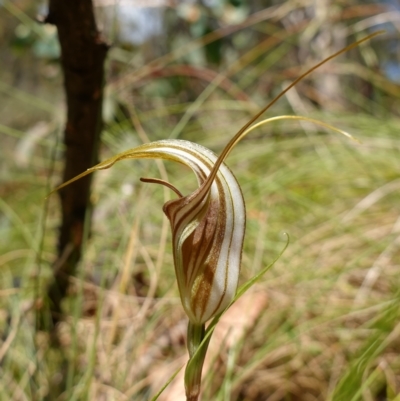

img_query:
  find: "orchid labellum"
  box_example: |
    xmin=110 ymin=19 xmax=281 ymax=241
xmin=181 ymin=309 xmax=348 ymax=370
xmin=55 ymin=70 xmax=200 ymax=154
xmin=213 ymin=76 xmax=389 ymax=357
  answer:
xmin=51 ymin=32 xmax=382 ymax=401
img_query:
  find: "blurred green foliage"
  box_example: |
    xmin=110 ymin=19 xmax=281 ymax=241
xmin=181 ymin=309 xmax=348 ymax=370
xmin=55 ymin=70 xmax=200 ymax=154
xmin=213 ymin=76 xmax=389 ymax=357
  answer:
xmin=0 ymin=1 xmax=399 ymax=400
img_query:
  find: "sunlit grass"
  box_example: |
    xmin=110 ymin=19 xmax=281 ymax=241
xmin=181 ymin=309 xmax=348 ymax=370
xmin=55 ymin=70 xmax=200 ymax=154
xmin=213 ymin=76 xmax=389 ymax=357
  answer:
xmin=4 ymin=110 xmax=397 ymax=400
xmin=1 ymin=1 xmax=400 ymax=400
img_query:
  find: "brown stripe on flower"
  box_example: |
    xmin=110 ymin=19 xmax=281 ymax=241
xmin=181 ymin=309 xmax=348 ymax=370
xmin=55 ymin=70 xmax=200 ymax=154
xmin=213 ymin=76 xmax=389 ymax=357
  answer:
xmin=186 ymin=177 xmax=229 ymax=322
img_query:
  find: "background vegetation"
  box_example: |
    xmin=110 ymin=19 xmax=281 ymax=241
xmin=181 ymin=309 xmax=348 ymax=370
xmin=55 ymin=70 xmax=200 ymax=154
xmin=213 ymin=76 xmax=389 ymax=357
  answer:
xmin=1 ymin=0 xmax=399 ymax=400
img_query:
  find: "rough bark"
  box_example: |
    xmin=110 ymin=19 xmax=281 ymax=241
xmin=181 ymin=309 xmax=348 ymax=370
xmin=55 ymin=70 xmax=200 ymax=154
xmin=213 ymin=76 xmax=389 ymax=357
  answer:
xmin=45 ymin=0 xmax=108 ymax=325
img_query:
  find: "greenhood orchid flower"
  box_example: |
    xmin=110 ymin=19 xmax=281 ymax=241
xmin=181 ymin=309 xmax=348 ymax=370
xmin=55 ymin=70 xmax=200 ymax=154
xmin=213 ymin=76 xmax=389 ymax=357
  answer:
xmin=52 ymin=116 xmax=352 ymax=324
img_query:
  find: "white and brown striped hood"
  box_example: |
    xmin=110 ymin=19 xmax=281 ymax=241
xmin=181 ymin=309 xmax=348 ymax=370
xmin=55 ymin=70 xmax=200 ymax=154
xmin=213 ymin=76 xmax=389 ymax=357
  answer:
xmin=153 ymin=140 xmax=246 ymax=324
xmin=53 ymin=139 xmax=246 ymax=324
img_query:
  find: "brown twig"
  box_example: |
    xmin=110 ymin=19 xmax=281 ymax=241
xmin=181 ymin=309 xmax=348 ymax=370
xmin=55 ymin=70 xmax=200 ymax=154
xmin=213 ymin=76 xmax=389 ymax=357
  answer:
xmin=44 ymin=0 xmax=109 ymax=327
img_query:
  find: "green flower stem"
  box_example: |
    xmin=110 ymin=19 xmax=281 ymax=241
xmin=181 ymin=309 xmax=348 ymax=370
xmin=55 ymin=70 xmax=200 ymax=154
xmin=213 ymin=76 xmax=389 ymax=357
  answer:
xmin=185 ymin=322 xmax=208 ymax=401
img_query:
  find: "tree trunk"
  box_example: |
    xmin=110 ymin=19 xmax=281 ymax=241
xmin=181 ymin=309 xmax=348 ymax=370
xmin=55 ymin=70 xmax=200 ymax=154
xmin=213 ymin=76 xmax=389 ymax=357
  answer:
xmin=45 ymin=0 xmax=108 ymax=325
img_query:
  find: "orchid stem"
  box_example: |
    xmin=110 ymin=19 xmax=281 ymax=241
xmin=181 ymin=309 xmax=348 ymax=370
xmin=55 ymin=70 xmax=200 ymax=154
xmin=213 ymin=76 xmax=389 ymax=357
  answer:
xmin=185 ymin=322 xmax=208 ymax=401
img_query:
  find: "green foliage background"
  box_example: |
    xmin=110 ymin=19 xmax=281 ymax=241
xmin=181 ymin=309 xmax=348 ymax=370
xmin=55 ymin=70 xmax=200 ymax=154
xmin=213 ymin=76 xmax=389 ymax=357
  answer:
xmin=0 ymin=0 xmax=399 ymax=400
